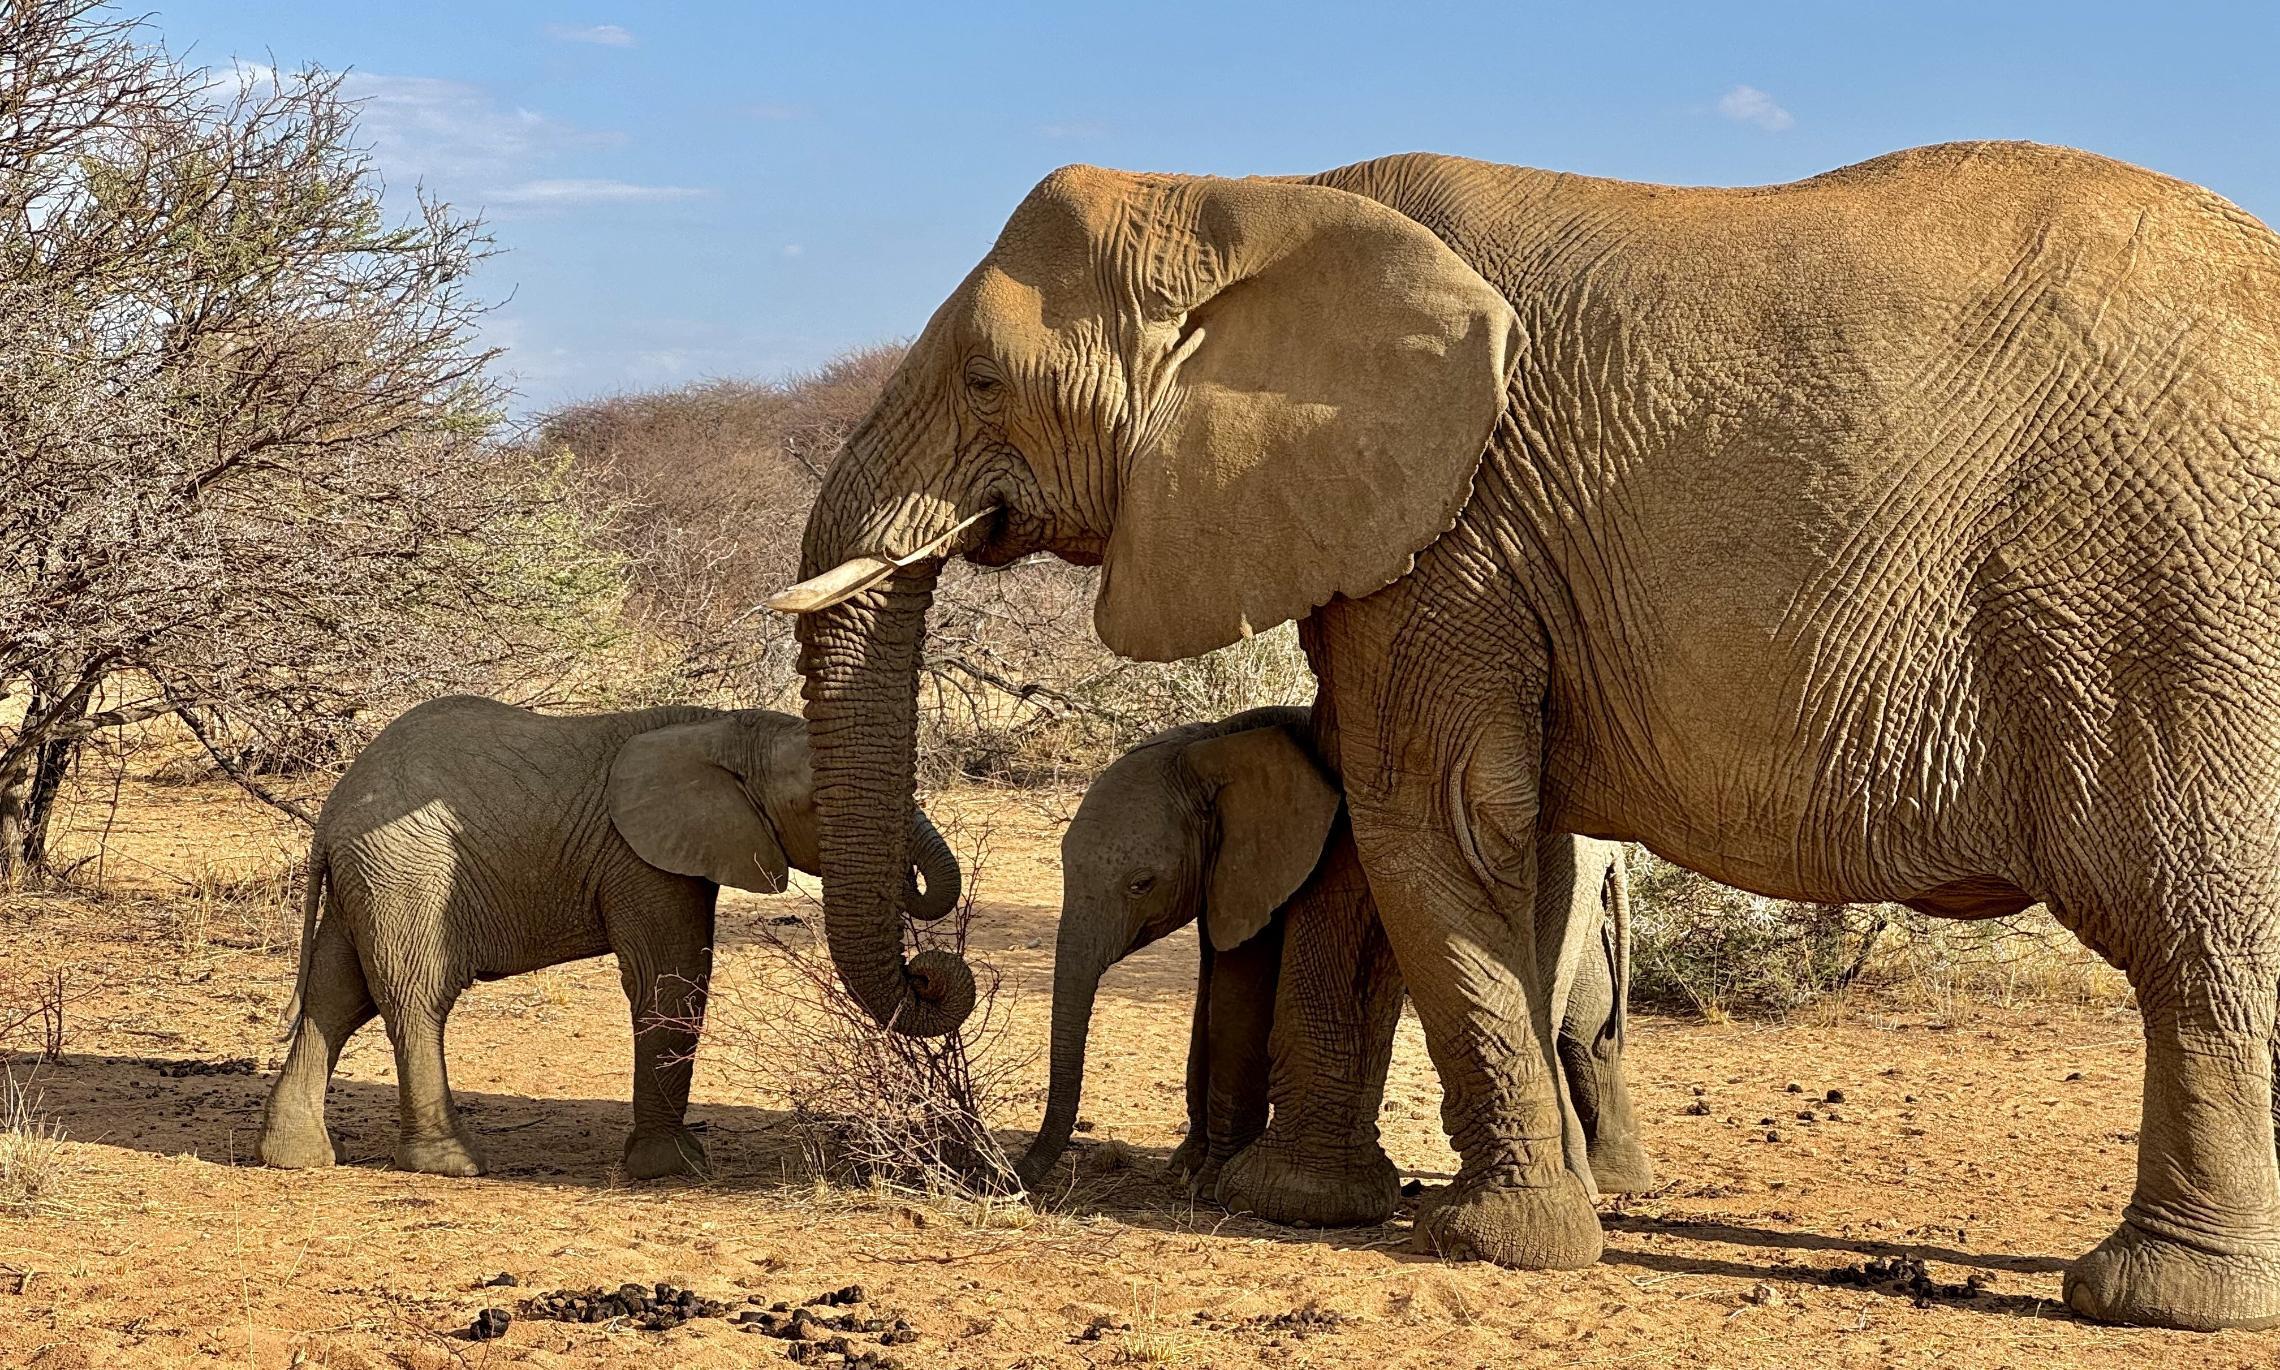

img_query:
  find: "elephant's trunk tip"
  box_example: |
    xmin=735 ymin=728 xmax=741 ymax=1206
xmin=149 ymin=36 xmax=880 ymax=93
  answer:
xmin=895 ymin=948 xmax=977 ymax=1037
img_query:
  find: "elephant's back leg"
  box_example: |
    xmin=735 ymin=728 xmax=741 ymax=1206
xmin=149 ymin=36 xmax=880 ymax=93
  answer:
xmin=333 ymin=855 xmax=488 ymax=1177
xmin=2032 ymin=688 xmax=2280 ymax=1330
xmin=256 ymin=912 xmax=377 ymax=1168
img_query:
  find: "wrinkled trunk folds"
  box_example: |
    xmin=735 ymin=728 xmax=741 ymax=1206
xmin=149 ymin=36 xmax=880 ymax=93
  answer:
xmin=798 ymin=564 xmax=975 ymax=1037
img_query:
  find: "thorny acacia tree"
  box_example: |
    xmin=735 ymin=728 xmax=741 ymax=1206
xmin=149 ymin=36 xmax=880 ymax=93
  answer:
xmin=0 ymin=2 xmax=607 ymax=876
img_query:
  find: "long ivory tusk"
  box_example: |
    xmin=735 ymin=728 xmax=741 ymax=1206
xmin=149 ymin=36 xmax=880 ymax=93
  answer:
xmin=764 ymin=506 xmax=1000 ymax=615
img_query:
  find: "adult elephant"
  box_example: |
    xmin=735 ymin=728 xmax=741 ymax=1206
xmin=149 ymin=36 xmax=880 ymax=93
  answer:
xmin=773 ymin=142 xmax=2280 ymax=1331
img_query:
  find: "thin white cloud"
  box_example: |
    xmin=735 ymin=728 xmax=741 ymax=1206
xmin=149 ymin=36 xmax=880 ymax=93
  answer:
xmin=491 ymin=178 xmax=710 ymax=205
xmin=345 ymin=73 xmax=614 ymax=185
xmin=547 ymin=23 xmax=634 ymax=47
xmin=1716 ymin=85 xmax=1794 ymax=133
xmin=781 ymin=244 xmax=804 ymax=258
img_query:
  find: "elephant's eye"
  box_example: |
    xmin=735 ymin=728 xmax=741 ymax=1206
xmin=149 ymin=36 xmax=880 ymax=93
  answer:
xmin=963 ymin=360 xmax=1004 ymax=405
xmin=1125 ymin=872 xmax=1156 ymax=898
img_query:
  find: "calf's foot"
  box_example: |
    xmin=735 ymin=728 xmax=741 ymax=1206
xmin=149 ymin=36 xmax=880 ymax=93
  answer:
xmin=1216 ymin=1136 xmax=1399 ymax=1228
xmin=395 ymin=1132 xmax=486 ymax=1178
xmin=1587 ymin=1132 xmax=1656 ymax=1195
xmin=1163 ymin=1132 xmax=1207 ymax=1185
xmin=256 ymin=1124 xmax=340 ymax=1170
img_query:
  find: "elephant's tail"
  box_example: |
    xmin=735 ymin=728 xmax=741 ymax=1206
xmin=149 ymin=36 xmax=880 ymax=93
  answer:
xmin=280 ymin=839 xmax=326 ymax=1035
xmin=1605 ymin=846 xmax=1632 ymax=1047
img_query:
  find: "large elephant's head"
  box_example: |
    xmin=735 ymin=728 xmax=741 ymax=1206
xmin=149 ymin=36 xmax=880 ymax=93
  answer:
xmin=775 ymin=165 xmax=1520 ymax=1036
xmin=1018 ymin=708 xmax=1340 ymax=1187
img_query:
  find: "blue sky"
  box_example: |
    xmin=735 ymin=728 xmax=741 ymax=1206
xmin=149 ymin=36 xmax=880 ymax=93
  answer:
xmin=158 ymin=2 xmax=2280 ymax=415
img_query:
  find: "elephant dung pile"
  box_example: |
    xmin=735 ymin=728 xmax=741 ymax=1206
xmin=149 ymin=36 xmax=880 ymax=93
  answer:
xmin=508 ymin=1279 xmax=918 ymax=1363
xmin=1823 ymin=1255 xmax=1990 ymax=1307
xmin=517 ymin=1280 xmax=731 ymax=1331
xmin=734 ymin=1285 xmax=922 ymax=1364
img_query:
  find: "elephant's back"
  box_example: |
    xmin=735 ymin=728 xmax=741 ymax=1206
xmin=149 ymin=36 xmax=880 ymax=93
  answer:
xmin=1316 ymin=142 xmax=2280 ymax=398
xmin=317 ymin=697 xmax=624 ymax=908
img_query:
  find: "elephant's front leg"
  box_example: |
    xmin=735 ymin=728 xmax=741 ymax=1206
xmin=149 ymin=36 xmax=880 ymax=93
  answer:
xmin=612 ymin=883 xmax=716 ymax=1181
xmin=1332 ymin=662 xmax=1601 ymax=1266
xmin=1194 ymin=917 xmax=1282 ymax=1189
xmin=1164 ymin=938 xmax=1217 ymax=1183
xmin=1217 ymin=824 xmax=1405 ymax=1227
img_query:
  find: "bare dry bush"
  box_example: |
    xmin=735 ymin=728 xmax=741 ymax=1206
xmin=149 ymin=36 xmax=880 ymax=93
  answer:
xmin=1627 ymin=850 xmax=2127 ymax=1019
xmin=0 ymin=965 xmax=103 ymax=1063
xmin=0 ymin=1065 xmax=68 ymax=1215
xmin=1627 ymin=852 xmax=1879 ymax=1017
xmin=175 ymin=860 xmax=301 ymax=960
xmin=538 ymin=348 xmax=906 ymax=709
xmin=687 ymin=829 xmax=1033 ymax=1208
xmin=920 ymin=571 xmax=1316 ymax=788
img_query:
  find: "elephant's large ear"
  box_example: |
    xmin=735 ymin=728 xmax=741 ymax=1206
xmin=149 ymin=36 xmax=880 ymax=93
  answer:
xmin=608 ymin=721 xmax=791 ymax=894
xmin=1182 ymin=721 xmax=1341 ymax=951
xmin=1093 ymin=175 xmax=1522 ymax=661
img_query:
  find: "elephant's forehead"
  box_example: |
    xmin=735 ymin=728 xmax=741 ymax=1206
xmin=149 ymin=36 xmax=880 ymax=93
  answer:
xmin=1064 ymin=788 xmax=1186 ymax=859
xmin=966 ymin=263 xmax=1108 ymax=346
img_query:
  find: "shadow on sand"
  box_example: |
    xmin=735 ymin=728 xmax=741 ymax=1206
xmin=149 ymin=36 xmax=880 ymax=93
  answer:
xmin=19 ymin=1049 xmax=2077 ymax=1323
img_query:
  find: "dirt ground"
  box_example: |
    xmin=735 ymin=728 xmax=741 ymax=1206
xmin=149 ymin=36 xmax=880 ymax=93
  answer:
xmin=3 ymin=776 xmax=2276 ymax=1369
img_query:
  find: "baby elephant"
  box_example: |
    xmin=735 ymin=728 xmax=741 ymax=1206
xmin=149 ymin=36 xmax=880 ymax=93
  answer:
xmin=255 ymin=696 xmax=961 ymax=1180
xmin=1019 ymin=707 xmax=1649 ymax=1225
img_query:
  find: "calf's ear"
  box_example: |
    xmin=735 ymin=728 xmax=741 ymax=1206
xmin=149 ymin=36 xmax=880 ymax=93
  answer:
xmin=1182 ymin=720 xmax=1341 ymax=951
xmin=608 ymin=721 xmax=791 ymax=894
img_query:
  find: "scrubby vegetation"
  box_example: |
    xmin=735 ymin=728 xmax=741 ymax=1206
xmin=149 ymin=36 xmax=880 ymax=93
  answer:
xmin=0 ymin=0 xmax=609 ymax=877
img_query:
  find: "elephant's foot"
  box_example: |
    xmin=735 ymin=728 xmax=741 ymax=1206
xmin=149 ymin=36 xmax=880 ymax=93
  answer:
xmin=1216 ymin=1138 xmax=1398 ymax=1228
xmin=2063 ymin=1213 xmax=2280 ymax=1331
xmin=1587 ymin=1132 xmax=1656 ymax=1195
xmin=1413 ymin=1168 xmax=1603 ymax=1269
xmin=394 ymin=1132 xmax=486 ymax=1178
xmin=1163 ymin=1132 xmax=1208 ymax=1185
xmin=623 ymin=1128 xmax=709 ymax=1181
xmin=255 ymin=1123 xmax=339 ymax=1170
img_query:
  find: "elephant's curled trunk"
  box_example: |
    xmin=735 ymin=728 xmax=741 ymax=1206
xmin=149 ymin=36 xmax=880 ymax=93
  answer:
xmin=905 ymin=807 xmax=962 ymax=921
xmin=797 ymin=565 xmax=975 ymax=1038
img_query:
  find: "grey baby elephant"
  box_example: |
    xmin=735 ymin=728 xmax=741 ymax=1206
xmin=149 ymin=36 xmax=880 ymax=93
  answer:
xmin=1020 ymin=706 xmax=1650 ymax=1225
xmin=255 ymin=696 xmax=961 ymax=1180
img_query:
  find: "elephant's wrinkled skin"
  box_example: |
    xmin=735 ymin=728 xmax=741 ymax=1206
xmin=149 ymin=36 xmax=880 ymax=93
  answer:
xmin=1018 ymin=707 xmax=1651 ymax=1227
xmin=253 ymin=696 xmax=960 ymax=1180
xmin=781 ymin=143 xmax=2280 ymax=1329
